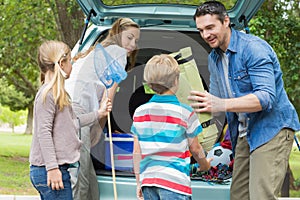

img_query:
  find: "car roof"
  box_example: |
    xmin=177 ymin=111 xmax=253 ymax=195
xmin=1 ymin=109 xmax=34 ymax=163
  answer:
xmin=76 ymin=0 xmax=265 ymax=30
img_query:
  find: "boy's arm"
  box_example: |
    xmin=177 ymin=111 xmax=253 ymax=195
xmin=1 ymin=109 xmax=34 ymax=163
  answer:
xmin=133 ymin=136 xmax=141 ymax=182
xmin=133 ymin=136 xmax=143 ymax=199
xmin=188 ymin=136 xmax=212 ymax=171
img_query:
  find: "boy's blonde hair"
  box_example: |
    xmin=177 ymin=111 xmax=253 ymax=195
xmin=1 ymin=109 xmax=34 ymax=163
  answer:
xmin=37 ymin=40 xmax=71 ymax=110
xmin=144 ymin=54 xmax=180 ymax=94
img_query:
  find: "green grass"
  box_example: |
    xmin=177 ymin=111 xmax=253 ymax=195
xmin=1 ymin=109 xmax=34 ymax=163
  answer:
xmin=290 ymin=146 xmax=300 ymax=197
xmin=290 ymin=147 xmax=300 ymax=178
xmin=0 ymin=132 xmax=32 ymax=157
xmin=0 ymin=132 xmax=38 ymax=195
xmin=0 ymin=132 xmax=299 ymax=197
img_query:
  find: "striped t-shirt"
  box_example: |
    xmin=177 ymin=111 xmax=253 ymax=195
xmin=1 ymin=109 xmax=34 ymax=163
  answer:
xmin=131 ymin=94 xmax=202 ymax=196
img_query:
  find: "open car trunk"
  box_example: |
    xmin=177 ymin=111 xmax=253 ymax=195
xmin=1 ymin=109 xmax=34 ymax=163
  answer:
xmin=73 ymin=1 xmax=265 ymax=199
xmin=89 ymin=28 xmax=228 ymax=200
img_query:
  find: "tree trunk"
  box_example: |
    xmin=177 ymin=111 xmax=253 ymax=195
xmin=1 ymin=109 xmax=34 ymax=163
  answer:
xmin=25 ymin=103 xmax=33 ymax=135
xmin=264 ymin=0 xmax=275 ymax=40
xmin=11 ymin=123 xmax=15 ymax=133
xmin=53 ymin=0 xmax=84 ymax=48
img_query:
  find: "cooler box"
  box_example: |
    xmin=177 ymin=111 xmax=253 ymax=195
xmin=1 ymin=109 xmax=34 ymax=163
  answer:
xmin=105 ymin=133 xmax=134 ymax=172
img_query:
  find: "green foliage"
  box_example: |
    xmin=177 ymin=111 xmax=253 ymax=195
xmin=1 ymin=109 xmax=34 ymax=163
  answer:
xmin=0 ymin=105 xmax=27 ymax=133
xmin=0 ymin=0 xmax=58 ymax=111
xmin=249 ymin=0 xmax=300 ymax=115
xmin=102 ymin=0 xmax=236 ymax=8
xmin=295 ymin=177 xmax=300 ymax=188
xmin=0 ymin=79 xmax=30 ymax=111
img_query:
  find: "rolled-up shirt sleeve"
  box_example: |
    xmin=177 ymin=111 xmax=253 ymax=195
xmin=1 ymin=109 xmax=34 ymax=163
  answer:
xmin=245 ymin=41 xmax=277 ymax=112
xmin=253 ymin=90 xmax=272 ymax=111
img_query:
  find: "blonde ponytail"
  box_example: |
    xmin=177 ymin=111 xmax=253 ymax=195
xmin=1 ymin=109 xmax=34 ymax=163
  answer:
xmin=37 ymin=40 xmax=71 ymax=110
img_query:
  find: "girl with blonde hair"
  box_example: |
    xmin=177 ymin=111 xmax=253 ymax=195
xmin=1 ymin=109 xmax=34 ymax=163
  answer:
xmin=29 ymin=40 xmax=111 ymax=200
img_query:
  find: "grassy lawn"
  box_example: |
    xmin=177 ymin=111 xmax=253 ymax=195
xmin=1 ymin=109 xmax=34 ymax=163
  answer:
xmin=289 ymin=146 xmax=300 ymax=197
xmin=0 ymin=132 xmax=299 ymax=197
xmin=0 ymin=132 xmax=38 ymax=195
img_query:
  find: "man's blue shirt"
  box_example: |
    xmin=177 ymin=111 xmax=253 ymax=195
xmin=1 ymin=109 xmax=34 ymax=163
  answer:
xmin=208 ymin=28 xmax=300 ymax=153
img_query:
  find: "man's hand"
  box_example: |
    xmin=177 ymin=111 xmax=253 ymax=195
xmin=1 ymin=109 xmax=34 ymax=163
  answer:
xmin=188 ymin=90 xmax=226 ymax=113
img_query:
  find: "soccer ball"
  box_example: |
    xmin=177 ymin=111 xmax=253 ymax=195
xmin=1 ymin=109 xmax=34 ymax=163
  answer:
xmin=207 ymin=145 xmax=233 ymax=167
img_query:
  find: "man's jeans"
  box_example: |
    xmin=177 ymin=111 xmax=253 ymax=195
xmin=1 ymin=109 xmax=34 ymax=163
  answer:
xmin=142 ymin=186 xmax=192 ymax=200
xmin=30 ymin=164 xmax=72 ymax=200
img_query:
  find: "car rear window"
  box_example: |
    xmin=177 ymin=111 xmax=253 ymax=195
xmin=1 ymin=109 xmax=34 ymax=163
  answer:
xmin=101 ymin=0 xmax=237 ymax=9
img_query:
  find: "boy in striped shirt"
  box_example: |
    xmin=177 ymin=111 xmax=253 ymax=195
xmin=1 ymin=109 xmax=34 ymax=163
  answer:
xmin=131 ymin=54 xmax=211 ymax=200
